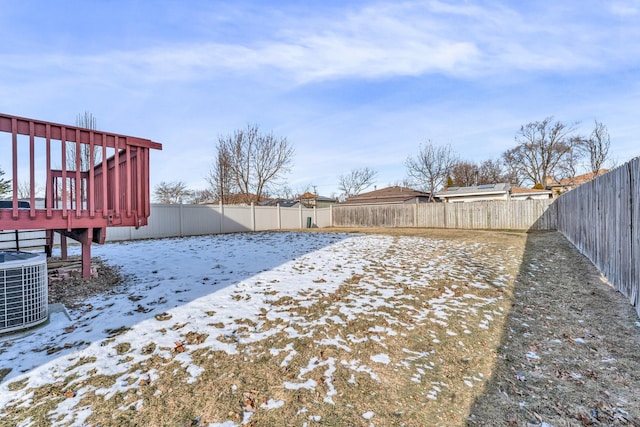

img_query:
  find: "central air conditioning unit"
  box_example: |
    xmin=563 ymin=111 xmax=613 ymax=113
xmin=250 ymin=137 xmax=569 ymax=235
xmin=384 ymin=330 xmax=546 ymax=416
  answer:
xmin=0 ymin=251 xmax=48 ymax=334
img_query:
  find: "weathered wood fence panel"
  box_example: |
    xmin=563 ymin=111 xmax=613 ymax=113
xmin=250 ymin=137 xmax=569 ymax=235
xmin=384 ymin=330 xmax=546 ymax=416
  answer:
xmin=333 ymin=205 xmax=416 ymax=228
xmin=417 ymin=201 xmax=445 ymax=228
xmin=633 ymin=159 xmax=640 ymax=311
xmin=556 ymin=157 xmax=639 ymax=317
xmin=333 ymin=200 xmax=555 ymax=230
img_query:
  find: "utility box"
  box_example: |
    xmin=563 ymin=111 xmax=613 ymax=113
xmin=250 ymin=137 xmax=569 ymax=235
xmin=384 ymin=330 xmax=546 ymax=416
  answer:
xmin=0 ymin=251 xmax=48 ymax=334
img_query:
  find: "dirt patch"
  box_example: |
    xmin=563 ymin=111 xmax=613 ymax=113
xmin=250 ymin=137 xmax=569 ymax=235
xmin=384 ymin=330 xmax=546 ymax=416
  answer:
xmin=48 ymin=256 xmax=126 ymax=309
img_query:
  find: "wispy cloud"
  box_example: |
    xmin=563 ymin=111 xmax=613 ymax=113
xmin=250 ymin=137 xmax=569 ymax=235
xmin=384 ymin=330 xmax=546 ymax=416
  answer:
xmin=609 ymin=1 xmax=640 ymax=16
xmin=1 ymin=1 xmax=639 ymax=195
xmin=4 ymin=1 xmax=638 ymax=88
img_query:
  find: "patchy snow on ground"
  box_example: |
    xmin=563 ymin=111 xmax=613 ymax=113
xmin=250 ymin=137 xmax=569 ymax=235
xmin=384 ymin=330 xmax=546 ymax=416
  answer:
xmin=0 ymin=231 xmax=517 ymax=426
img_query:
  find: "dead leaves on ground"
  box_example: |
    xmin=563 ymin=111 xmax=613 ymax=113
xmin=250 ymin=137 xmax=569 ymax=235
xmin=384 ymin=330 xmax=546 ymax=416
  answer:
xmin=185 ymin=331 xmax=208 ymax=345
xmin=173 ymin=341 xmax=186 ymax=353
xmin=243 ymin=390 xmax=257 ymax=412
xmin=155 ymin=312 xmax=172 ymax=321
xmin=172 ymin=332 xmax=207 ymax=353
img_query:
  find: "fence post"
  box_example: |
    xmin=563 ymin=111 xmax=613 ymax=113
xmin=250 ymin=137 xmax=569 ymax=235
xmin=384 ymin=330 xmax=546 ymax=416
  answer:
xmin=313 ymin=206 xmax=317 ymax=227
xmin=329 ymin=204 xmax=333 ymax=227
xmin=277 ymin=203 xmax=282 ymax=229
xmin=299 ymin=204 xmax=303 ymax=229
xmin=251 ymin=202 xmax=256 ymax=231
xmin=179 ymin=203 xmax=184 ymax=237
xmin=219 ymin=201 xmax=224 ymax=234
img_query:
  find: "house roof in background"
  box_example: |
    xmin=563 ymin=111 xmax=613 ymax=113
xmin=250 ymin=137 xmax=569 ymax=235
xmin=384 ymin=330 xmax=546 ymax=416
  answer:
xmin=511 ymin=187 xmax=553 ymax=195
xmin=436 ymin=183 xmax=511 ymax=198
xmin=557 ymin=169 xmax=610 ymax=186
xmin=262 ymin=199 xmax=299 ymax=207
xmin=299 ymin=192 xmax=337 ymax=202
xmin=342 ymin=186 xmax=431 ymax=205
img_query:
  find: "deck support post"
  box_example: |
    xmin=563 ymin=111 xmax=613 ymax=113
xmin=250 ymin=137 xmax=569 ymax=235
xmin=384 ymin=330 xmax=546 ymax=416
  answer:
xmin=45 ymin=230 xmax=54 ymax=257
xmin=79 ymin=228 xmax=93 ymax=280
xmin=60 ymin=234 xmax=68 ymax=260
xmin=57 ymin=228 xmax=93 ymax=279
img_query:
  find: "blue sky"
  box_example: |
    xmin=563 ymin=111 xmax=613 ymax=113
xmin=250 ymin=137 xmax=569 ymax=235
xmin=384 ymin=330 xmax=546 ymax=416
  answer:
xmin=1 ymin=0 xmax=639 ymax=198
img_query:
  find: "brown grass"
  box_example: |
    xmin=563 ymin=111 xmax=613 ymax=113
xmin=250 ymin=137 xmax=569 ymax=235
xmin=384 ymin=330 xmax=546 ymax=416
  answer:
xmin=3 ymin=229 xmax=639 ymax=426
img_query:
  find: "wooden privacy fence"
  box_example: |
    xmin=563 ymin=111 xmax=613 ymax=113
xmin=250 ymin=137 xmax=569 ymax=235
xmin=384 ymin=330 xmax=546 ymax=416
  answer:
xmin=556 ymin=157 xmax=640 ymax=317
xmin=332 ymin=199 xmax=556 ymax=230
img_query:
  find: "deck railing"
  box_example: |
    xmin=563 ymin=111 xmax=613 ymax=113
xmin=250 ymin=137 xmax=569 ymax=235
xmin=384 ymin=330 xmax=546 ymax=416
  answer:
xmin=0 ymin=113 xmax=161 ymax=277
xmin=0 ymin=113 xmax=161 ymax=231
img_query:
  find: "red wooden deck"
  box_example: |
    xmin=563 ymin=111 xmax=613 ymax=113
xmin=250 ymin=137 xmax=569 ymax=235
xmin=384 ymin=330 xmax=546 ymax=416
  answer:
xmin=0 ymin=113 xmax=162 ymax=277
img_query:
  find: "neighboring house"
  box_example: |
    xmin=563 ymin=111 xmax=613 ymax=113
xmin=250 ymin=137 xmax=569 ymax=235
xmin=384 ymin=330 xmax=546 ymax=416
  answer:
xmin=510 ymin=187 xmax=553 ymax=201
xmin=261 ymin=199 xmax=300 ymax=208
xmin=545 ymin=169 xmax=609 ymax=194
xmin=436 ymin=183 xmax=552 ymax=202
xmin=342 ymin=186 xmax=432 ymax=205
xmin=298 ymin=192 xmax=338 ymax=208
xmin=436 ymin=183 xmax=511 ymax=203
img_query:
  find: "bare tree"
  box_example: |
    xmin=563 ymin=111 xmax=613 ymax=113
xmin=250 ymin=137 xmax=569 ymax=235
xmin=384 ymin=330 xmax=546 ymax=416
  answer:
xmin=207 ymin=149 xmax=236 ymax=204
xmin=501 ymin=153 xmax=525 ymax=186
xmin=188 ymin=188 xmax=215 ymax=204
xmin=212 ymin=124 xmax=294 ymax=204
xmin=270 ymin=184 xmax=311 ymax=200
xmin=502 ymin=117 xmax=580 ymax=187
xmin=450 ymin=158 xmax=513 ymax=187
xmin=154 ymin=181 xmax=190 ymax=204
xmin=556 ymin=146 xmax=583 ymax=183
xmin=478 ymin=159 xmax=507 ymax=184
xmin=253 ymin=128 xmax=294 ymax=201
xmin=388 ymin=178 xmax=415 ymax=188
xmin=67 ymin=111 xmax=101 ymax=171
xmin=338 ymin=167 xmax=378 ymax=199
xmin=405 ymin=141 xmax=458 ymax=200
xmin=451 ymin=161 xmax=479 ymax=186
xmin=17 ymin=180 xmax=44 ymax=199
xmin=583 ymin=120 xmax=611 ymax=175
xmin=17 ymin=181 xmax=30 ymax=199
xmin=0 ymin=166 xmax=10 ymax=197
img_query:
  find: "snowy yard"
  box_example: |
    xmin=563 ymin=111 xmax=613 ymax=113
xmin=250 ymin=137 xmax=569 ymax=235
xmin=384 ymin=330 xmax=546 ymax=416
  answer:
xmin=3 ymin=230 xmax=636 ymax=426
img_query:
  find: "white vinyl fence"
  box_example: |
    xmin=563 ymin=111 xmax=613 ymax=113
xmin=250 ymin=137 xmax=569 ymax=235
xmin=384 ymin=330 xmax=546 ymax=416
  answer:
xmin=2 ymin=200 xmax=555 ymax=249
xmin=0 ymin=230 xmax=47 ymax=251
xmin=105 ymin=203 xmax=331 ymax=242
xmin=1 ymin=203 xmax=331 ymax=249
